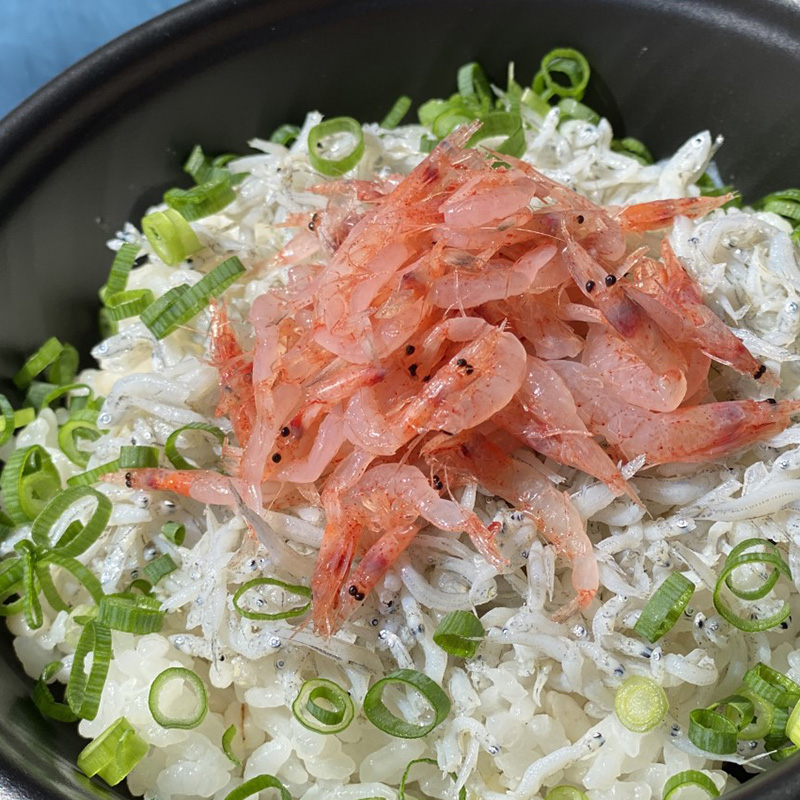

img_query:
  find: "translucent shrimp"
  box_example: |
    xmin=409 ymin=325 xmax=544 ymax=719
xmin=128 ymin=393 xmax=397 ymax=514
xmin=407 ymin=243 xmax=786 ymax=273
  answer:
xmin=494 ymin=356 xmax=638 ymax=502
xmin=314 ymin=463 xmax=506 ymax=634
xmin=425 ymin=432 xmax=598 ymax=618
xmin=344 ymin=318 xmax=527 ymax=455
xmin=562 ymin=229 xmax=688 ymax=379
xmin=581 ymin=324 xmax=687 ymax=412
xmin=431 ymin=244 xmax=557 ymax=309
xmin=208 ymin=302 xmax=255 ymax=446
xmin=616 ymin=193 xmax=734 ymax=232
xmin=625 ymin=240 xmax=775 ymax=384
xmin=551 ymin=360 xmax=800 ymax=466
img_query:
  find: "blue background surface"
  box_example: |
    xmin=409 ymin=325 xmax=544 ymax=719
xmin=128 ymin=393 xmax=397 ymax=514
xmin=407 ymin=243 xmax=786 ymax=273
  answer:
xmin=0 ymin=0 xmax=187 ymax=119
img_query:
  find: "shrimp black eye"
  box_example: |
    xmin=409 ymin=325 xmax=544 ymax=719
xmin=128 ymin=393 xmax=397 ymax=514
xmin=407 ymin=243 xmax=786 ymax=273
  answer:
xmin=124 ymin=472 xmax=133 ymax=488
xmin=308 ymin=212 xmax=319 ymax=231
xmin=465 ymin=366 xmax=474 ymax=375
xmin=422 ymin=374 xmax=431 ymax=382
xmin=408 ymin=363 xmax=418 ymax=377
xmin=576 ymin=214 xmax=585 ymax=224
xmin=754 ymin=364 xmax=767 ymax=380
xmin=405 ymin=344 xmax=416 ymax=356
xmin=271 ymin=453 xmax=282 ymax=463
xmin=456 ymin=358 xmax=468 ymax=367
xmin=280 ymin=426 xmax=291 ymax=437
xmin=585 ymin=280 xmax=595 ymax=293
xmin=767 ymin=398 xmax=777 ymax=405
xmin=605 ymin=274 xmax=617 ymax=287
xmin=433 ymin=475 xmax=443 ymax=491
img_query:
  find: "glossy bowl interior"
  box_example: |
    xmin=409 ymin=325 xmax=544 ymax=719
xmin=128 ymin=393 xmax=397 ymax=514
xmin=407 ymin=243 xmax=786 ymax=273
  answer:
xmin=2 ymin=0 xmax=800 ymax=798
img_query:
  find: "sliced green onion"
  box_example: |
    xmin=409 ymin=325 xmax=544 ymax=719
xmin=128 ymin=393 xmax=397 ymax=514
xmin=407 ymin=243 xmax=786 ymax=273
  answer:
xmin=127 ymin=578 xmax=153 ymax=596
xmin=663 ymin=771 xmax=719 ymax=800
xmin=545 ymin=787 xmax=588 ymax=800
xmin=534 ymin=47 xmax=591 ymax=102
xmin=457 ymin=62 xmax=492 ymax=108
xmin=308 ymin=117 xmax=365 ymax=177
xmin=611 ymin=137 xmax=654 ymax=165
xmin=381 ymin=95 xmax=412 ymax=130
xmin=32 ymin=485 xmax=111 ymax=556
xmin=77 ymin=717 xmax=148 ymax=786
xmin=232 ymin=577 xmax=311 ymax=621
xmin=614 ymin=675 xmax=669 ymax=733
xmin=104 ymin=289 xmax=155 ymax=321
xmin=713 ymin=540 xmax=792 ymax=631
xmin=520 ymin=86 xmax=552 ymax=117
xmin=142 ymin=207 xmax=201 ymax=266
xmin=433 ymin=610 xmax=484 ymax=658
xmin=1 ymin=445 xmax=62 ymax=524
xmin=183 ymin=145 xmax=240 ymax=185
xmin=765 ymin=705 xmax=790 ymax=751
xmin=103 ymin=243 xmax=141 ymax=299
xmin=119 ymin=445 xmax=159 ymax=469
xmin=706 ymin=694 xmax=755 ymax=733
xmin=40 ymin=382 xmax=92 ymax=410
xmin=755 ymin=190 xmax=800 ymax=224
xmin=47 ymin=343 xmax=79 ymax=386
xmin=33 ymin=661 xmax=78 ymax=722
xmin=558 ymin=98 xmax=600 ymax=125
xmin=149 ymin=667 xmax=208 ymax=729
xmin=142 ymin=554 xmax=177 ymax=586
xmin=66 ymin=459 xmax=120 ymax=487
xmin=742 ymin=663 xmax=800 ymax=709
xmin=15 ymin=540 xmax=42 ymax=630
xmin=58 ymin=418 xmax=101 ymax=468
xmin=222 ymin=724 xmax=241 ymax=766
xmin=292 ymin=678 xmax=355 ymax=734
xmin=141 ymin=256 xmax=245 ymax=339
xmin=396 ymin=758 xmax=466 ymax=800
xmin=36 ymin=549 xmax=104 ymax=609
xmin=418 ymin=98 xmax=451 ymax=127
xmin=0 ymin=556 xmax=25 ymax=609
xmin=165 ymin=176 xmax=236 ymax=222
xmin=165 ymin=423 xmax=224 ymax=470
xmin=0 ymin=394 xmax=15 ymax=448
xmin=786 ymin=700 xmax=800 ymax=747
xmin=633 ymin=573 xmax=695 ymax=643
xmin=363 ymin=668 xmax=450 ymax=739
xmin=431 ymin=103 xmax=476 ymax=139
xmin=23 ymin=381 xmax=58 ymax=411
xmin=160 ymin=521 xmax=186 ymax=546
xmin=97 ymin=592 xmax=164 ymax=634
xmin=270 ymin=124 xmax=301 ymax=146
xmin=13 ymin=337 xmax=64 ymax=389
xmin=467 ymin=111 xmax=526 ymax=158
xmin=735 ymin=688 xmax=775 ymax=740
xmin=0 ymin=402 xmax=35 ymax=446
xmin=688 ymin=708 xmax=738 ymax=754
xmin=224 ymin=775 xmax=291 ymax=800
xmin=67 ymin=620 xmax=112 ymax=720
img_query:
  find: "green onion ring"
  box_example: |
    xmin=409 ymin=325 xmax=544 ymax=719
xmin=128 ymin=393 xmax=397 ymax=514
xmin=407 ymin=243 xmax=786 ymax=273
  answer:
xmin=141 ymin=257 xmax=245 ymax=340
xmin=662 ymin=770 xmax=720 ymax=799
xmin=67 ymin=620 xmax=112 ymax=720
xmin=545 ymin=787 xmax=589 ymax=800
xmin=222 ymin=724 xmax=241 ymax=766
xmin=706 ymin=694 xmax=755 ymax=733
xmin=46 ymin=343 xmax=80 ymax=386
xmin=103 ymin=243 xmax=141 ymax=299
xmin=292 ymin=678 xmax=355 ymax=734
xmin=142 ymin=207 xmax=201 ymax=266
xmin=104 ymin=289 xmax=155 ymax=321
xmin=457 ymin=62 xmax=492 ymax=108
xmin=633 ymin=573 xmax=695 ymax=643
xmin=0 ymin=394 xmax=16 ymax=447
xmin=614 ymin=676 xmax=669 ymax=733
xmin=223 ymin=775 xmax=291 ymax=800
xmin=397 ymin=758 xmax=467 ymax=800
xmin=118 ymin=445 xmax=160 ymax=469
xmin=164 ymin=176 xmax=236 ymax=222
xmin=33 ymin=661 xmax=78 ymax=722
xmin=142 ymin=554 xmax=177 ymax=586
xmin=308 ymin=117 xmax=365 ymax=177
xmin=67 ymin=459 xmax=121 ymax=487
xmin=743 ymin=663 xmax=800 ymax=708
xmin=13 ymin=337 xmax=64 ymax=389
xmin=433 ymin=610 xmax=485 ymax=658
xmin=557 ymin=97 xmax=600 ymax=125
xmin=269 ymin=125 xmax=301 ymax=147
xmin=611 ymin=137 xmax=654 ymax=165
xmin=165 ymin=423 xmax=225 ymax=470
xmin=97 ymin=592 xmax=164 ymax=634
xmin=363 ymin=669 xmax=451 ymax=739
xmin=1 ymin=445 xmax=62 ymax=524
xmin=534 ymin=47 xmax=591 ymax=102
xmin=688 ymin=708 xmax=738 ymax=754
xmin=36 ymin=549 xmax=104 ymax=610
xmin=467 ymin=111 xmax=526 ymax=158
xmin=232 ymin=577 xmax=311 ymax=621
xmin=58 ymin=418 xmax=101 ymax=468
xmin=381 ymin=96 xmax=412 ymax=130
xmin=32 ymin=485 xmax=111 ymax=557
xmin=15 ymin=540 xmax=43 ymax=630
xmin=160 ymin=521 xmax=186 ymax=546
xmin=77 ymin=717 xmax=149 ymax=786
xmin=148 ymin=667 xmax=208 ymax=729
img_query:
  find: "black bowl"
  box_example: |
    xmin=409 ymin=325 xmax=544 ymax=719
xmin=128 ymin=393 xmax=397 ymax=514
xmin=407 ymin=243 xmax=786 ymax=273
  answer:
xmin=2 ymin=0 xmax=800 ymax=798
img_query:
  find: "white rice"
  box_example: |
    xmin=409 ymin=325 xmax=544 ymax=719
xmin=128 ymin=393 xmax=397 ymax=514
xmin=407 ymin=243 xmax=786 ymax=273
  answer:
xmin=6 ymin=95 xmax=800 ymax=800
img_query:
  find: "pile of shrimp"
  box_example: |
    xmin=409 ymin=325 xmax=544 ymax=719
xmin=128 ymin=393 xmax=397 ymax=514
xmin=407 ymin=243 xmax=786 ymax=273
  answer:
xmin=117 ymin=121 xmax=800 ymax=636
